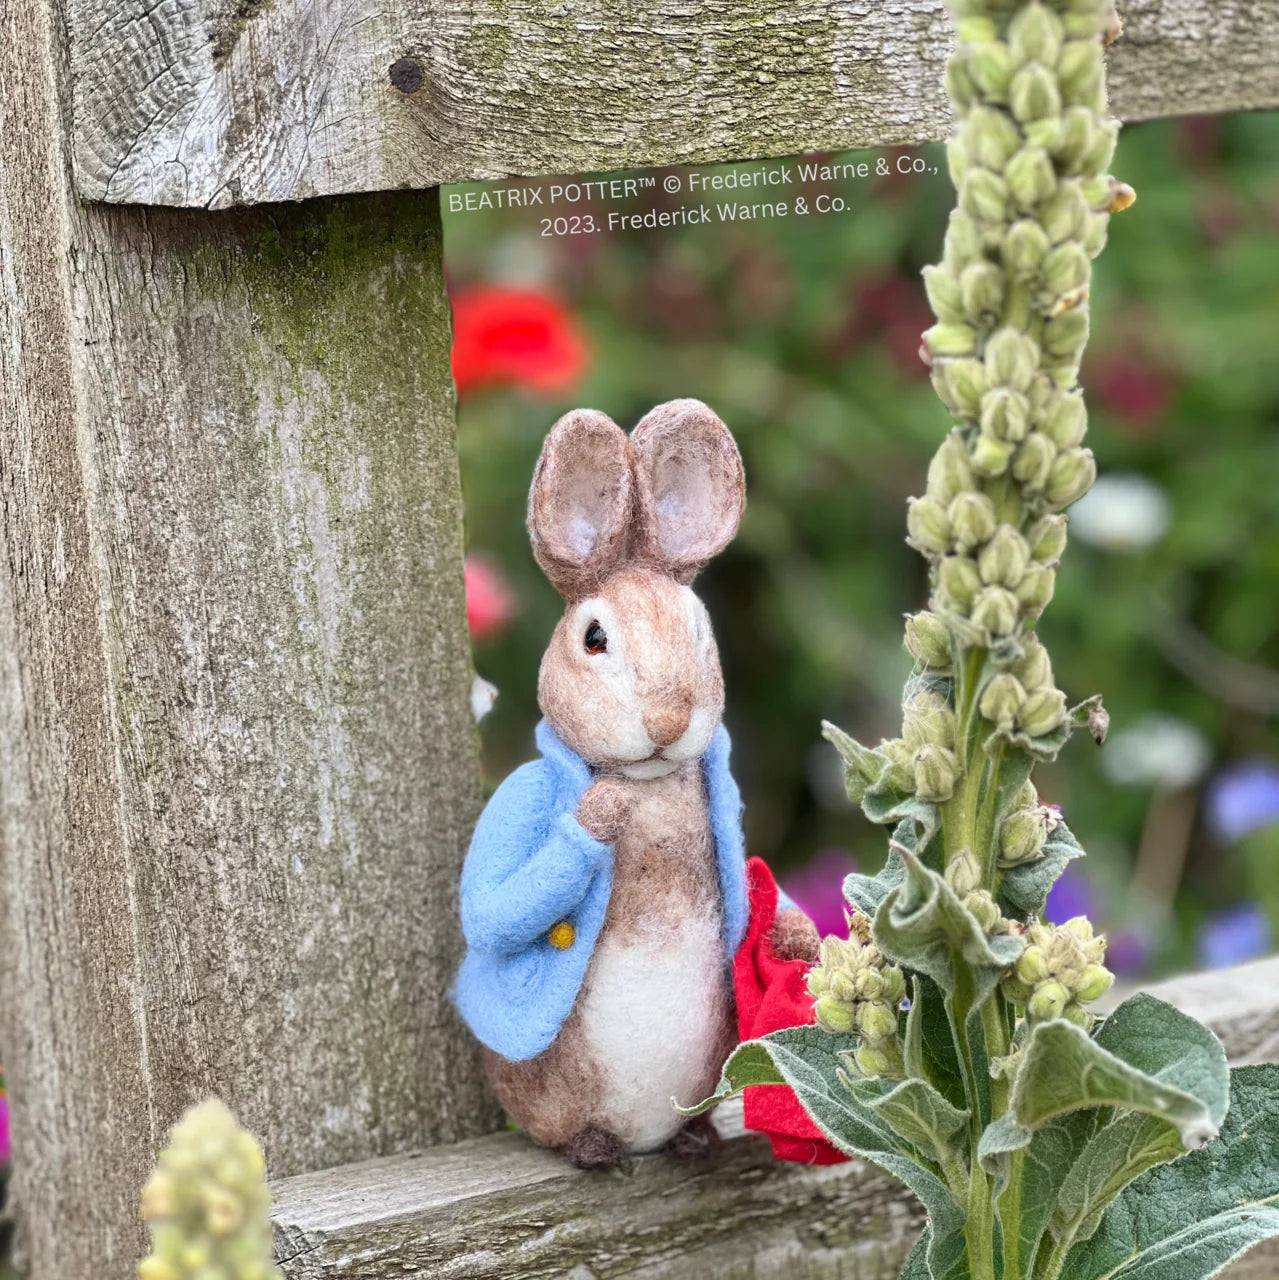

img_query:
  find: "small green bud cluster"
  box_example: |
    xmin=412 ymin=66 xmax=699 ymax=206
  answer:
xmin=997 ymin=776 xmax=1059 ymax=866
xmin=138 ymin=1098 xmax=282 ymax=1280
xmin=1001 ymin=916 xmax=1114 ymax=1026
xmin=944 ymin=850 xmax=1011 ymax=933
xmin=979 ymin=633 xmax=1069 ymax=743
xmin=880 ymin=687 xmax=961 ymax=803
xmin=808 ymin=914 xmax=908 ymax=1079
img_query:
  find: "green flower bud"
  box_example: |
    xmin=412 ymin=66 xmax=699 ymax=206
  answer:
xmin=956 ymin=15 xmax=999 ymax=44
xmin=985 ymin=328 xmax=1040 ymax=393
xmin=945 ymin=848 xmax=982 ymax=897
xmin=905 ymin=611 xmax=953 ymax=670
xmin=1015 ymin=945 xmax=1051 ymax=987
xmin=1062 ymin=9 xmax=1107 ymax=40
xmin=1059 ymin=40 xmax=1104 ymax=108
xmin=1027 ymin=512 xmax=1069 ymax=563
xmin=964 ymin=888 xmax=1004 ymax=934
xmin=1076 ymin=963 xmax=1115 ymax=1004
xmin=1000 ymin=806 xmax=1049 ymax=866
xmin=1028 ymin=980 xmax=1071 ymax=1022
xmin=1040 ymin=182 xmax=1089 ymax=244
xmin=934 ymin=359 xmax=989 ymax=420
xmin=882 ymin=737 xmax=916 ymax=792
xmin=1003 ymin=219 xmax=1052 ymax=281
xmin=1011 ymin=431 xmax=1056 ymax=491
xmin=978 ymin=524 xmax=1032 ymax=587
xmin=1080 ymin=174 xmax=1112 ymax=211
xmin=1083 ymin=211 xmax=1109 ymax=257
xmin=1017 ymin=686 xmax=1068 ymax=737
xmin=1002 ymin=974 xmax=1033 ymax=1004
xmin=1010 ymin=62 xmax=1062 ymax=124
xmin=855 ymin=968 xmax=887 ymax=1002
xmin=903 ymin=690 xmax=957 ymax=752
xmin=928 ymin=433 xmax=978 ymax=502
xmin=925 ymin=322 xmax=979 ymax=359
xmin=855 ymin=1042 xmax=905 ymax=1080
xmin=1058 ymin=106 xmax=1099 ymax=173
xmin=948 ymin=491 xmax=999 ymax=550
xmin=971 ymin=585 xmax=1020 ymax=637
xmin=1024 ymin=114 xmax=1065 ymax=154
xmin=1044 ymin=446 xmax=1097 ymax=508
xmin=960 ymin=260 xmax=1007 ymax=324
xmin=981 ymin=388 xmax=1031 ymax=443
xmin=907 ymin=496 xmax=954 ymax=556
xmin=815 ymin=992 xmax=857 ymax=1035
xmin=923 ymin=265 xmax=965 ymax=325
xmin=944 ymin=210 xmax=985 ymax=272
xmin=1062 ymin=1000 xmax=1092 ymax=1028
xmin=1007 ymin=1 xmax=1064 ymax=66
xmin=1040 ymin=242 xmax=1091 ymax=301
xmin=857 ymin=1001 xmax=900 ymax=1045
xmin=967 ymin=39 xmax=1016 ymax=101
xmin=1014 ymin=563 xmax=1056 ymax=618
xmin=947 ymin=137 xmax=971 ymax=189
xmin=914 ymin=744 xmax=961 ymax=803
xmin=1011 ymin=633 xmax=1054 ymax=691
xmin=1083 ymin=119 xmax=1120 ymax=175
xmin=971 ymin=433 xmax=1017 ymax=477
xmin=945 ymin=55 xmax=978 ymax=110
xmin=960 ymin=169 xmax=1010 ymax=224
xmin=1043 ymin=307 xmax=1091 ymax=359
xmin=966 ymin=106 xmax=1023 ymax=169
xmin=1041 ymin=392 xmax=1087 ymax=449
xmin=980 ymin=672 xmax=1027 ymax=729
xmin=1005 ymin=145 xmax=1058 ymax=212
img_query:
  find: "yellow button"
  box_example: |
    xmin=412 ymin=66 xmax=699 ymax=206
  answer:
xmin=547 ymin=921 xmax=576 ymax=951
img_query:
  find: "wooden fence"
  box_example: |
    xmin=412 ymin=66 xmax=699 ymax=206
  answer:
xmin=1 ymin=1 xmax=1277 ymax=1277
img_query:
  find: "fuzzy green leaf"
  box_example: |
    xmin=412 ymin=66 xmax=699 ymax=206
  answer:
xmin=998 ymin=816 xmax=1085 ymax=919
xmin=846 ymin=1076 xmax=971 ymax=1166
xmin=1011 ymin=994 xmax=1228 ymax=1150
xmin=873 ymin=850 xmax=1024 ymax=1000
xmin=844 ymin=818 xmax=939 ymax=917
xmin=1062 ymin=1065 xmax=1279 ymax=1280
xmin=675 ymin=1040 xmax=789 ymax=1116
xmin=694 ymin=1025 xmax=968 ymax=1280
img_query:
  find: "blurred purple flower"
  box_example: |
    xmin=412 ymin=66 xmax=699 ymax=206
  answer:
xmin=782 ymin=847 xmax=859 ymax=939
xmin=1105 ymin=929 xmax=1152 ymax=977
xmin=1045 ymin=864 xmax=1094 ymax=924
xmin=1197 ymin=903 xmax=1272 ymax=970
xmin=0 ymin=1089 xmax=8 ymax=1165
xmin=1205 ymin=761 xmax=1279 ymax=843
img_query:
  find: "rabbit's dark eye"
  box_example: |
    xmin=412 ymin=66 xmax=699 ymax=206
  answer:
xmin=584 ymin=621 xmax=607 ymax=655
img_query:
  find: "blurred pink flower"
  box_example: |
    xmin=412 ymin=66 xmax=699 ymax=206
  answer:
xmin=780 ymin=847 xmax=858 ymax=940
xmin=1089 ymin=351 xmax=1175 ymax=435
xmin=465 ymin=556 xmax=517 ymax=642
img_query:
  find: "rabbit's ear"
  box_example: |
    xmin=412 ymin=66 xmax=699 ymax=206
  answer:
xmin=630 ymin=399 xmax=745 ymax=583
xmin=528 ymin=409 xmax=633 ymax=599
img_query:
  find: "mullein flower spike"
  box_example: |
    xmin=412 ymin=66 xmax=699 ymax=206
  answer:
xmin=138 ymin=1098 xmax=282 ymax=1280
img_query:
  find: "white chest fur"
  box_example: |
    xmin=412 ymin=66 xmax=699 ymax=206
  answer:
xmin=576 ymin=764 xmax=731 ymax=1151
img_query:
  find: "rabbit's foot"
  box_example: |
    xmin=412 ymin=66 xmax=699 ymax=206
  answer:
xmin=564 ymin=1124 xmax=625 ymax=1172
xmin=666 ymin=1115 xmax=721 ymax=1164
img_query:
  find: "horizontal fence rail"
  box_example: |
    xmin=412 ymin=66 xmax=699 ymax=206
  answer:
xmin=269 ymin=959 xmax=1279 ymax=1280
xmin=71 ymin=0 xmax=1279 ymax=208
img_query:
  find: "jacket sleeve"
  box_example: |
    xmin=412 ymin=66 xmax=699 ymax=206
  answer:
xmin=459 ymin=761 xmax=610 ymax=955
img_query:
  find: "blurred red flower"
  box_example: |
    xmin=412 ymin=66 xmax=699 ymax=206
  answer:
xmin=450 ymin=287 xmax=588 ymax=397
xmin=1089 ymin=351 xmax=1175 ymax=435
xmin=465 ymin=555 xmax=517 ymax=641
xmin=829 ymin=271 xmax=934 ymax=378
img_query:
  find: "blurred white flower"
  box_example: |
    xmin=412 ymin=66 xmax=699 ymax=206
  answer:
xmin=1069 ymin=473 xmax=1171 ymax=553
xmin=1101 ymin=713 xmax=1212 ymax=789
xmin=471 ymin=675 xmax=499 ymax=722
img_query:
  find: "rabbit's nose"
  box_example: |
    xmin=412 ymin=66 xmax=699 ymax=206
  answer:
xmin=645 ymin=700 xmax=692 ymax=749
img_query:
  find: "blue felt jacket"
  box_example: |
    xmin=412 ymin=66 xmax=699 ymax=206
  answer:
xmin=455 ymin=720 xmax=757 ymax=1062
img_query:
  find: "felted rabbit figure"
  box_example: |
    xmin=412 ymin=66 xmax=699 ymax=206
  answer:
xmin=455 ymin=399 xmax=820 ymax=1170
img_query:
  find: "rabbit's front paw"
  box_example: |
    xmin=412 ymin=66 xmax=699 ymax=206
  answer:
xmin=576 ymin=778 xmax=632 ymax=843
xmin=771 ymin=908 xmax=821 ymax=963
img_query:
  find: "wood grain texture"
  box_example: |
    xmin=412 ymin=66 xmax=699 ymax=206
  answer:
xmin=0 ymin=4 xmax=497 ymax=1278
xmin=71 ymin=0 xmax=1279 ymax=209
xmin=269 ymin=961 xmax=1279 ymax=1279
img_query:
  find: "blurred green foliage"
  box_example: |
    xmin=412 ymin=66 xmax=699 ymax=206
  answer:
xmin=443 ymin=112 xmax=1279 ymax=974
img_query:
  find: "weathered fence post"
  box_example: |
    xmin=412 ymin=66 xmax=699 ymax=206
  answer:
xmin=0 ymin=5 xmax=497 ymax=1276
